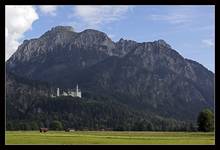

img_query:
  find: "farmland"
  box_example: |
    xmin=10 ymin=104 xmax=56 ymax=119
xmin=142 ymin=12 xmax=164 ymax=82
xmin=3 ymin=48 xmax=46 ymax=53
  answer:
xmin=5 ymin=131 xmax=215 ymax=145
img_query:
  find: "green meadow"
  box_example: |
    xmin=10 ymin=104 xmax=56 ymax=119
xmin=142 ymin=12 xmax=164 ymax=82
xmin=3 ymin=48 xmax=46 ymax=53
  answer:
xmin=5 ymin=131 xmax=215 ymax=145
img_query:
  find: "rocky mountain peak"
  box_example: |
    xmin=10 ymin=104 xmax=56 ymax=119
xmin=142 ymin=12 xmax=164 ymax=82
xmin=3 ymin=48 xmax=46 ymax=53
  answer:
xmin=118 ymin=38 xmax=125 ymax=43
xmin=74 ymin=29 xmax=114 ymax=49
xmin=51 ymin=26 xmax=74 ymax=32
xmin=40 ymin=26 xmax=76 ymax=40
xmin=82 ymin=29 xmax=104 ymax=34
xmin=79 ymin=29 xmax=110 ymax=40
xmin=154 ymin=39 xmax=172 ymax=49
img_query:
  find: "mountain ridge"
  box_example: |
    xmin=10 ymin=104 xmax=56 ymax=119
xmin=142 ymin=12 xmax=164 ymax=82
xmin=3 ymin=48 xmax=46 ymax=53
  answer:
xmin=6 ymin=26 xmax=214 ymax=127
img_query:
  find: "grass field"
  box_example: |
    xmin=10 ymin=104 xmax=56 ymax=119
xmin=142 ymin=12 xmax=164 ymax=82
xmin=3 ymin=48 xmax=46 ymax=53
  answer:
xmin=5 ymin=131 xmax=215 ymax=145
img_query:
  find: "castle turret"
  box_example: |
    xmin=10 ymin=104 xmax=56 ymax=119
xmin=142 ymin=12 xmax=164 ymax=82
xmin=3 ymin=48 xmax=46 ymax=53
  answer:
xmin=57 ymin=88 xmax=60 ymax=96
xmin=76 ymin=84 xmax=81 ymax=98
xmin=76 ymin=84 xmax=79 ymax=93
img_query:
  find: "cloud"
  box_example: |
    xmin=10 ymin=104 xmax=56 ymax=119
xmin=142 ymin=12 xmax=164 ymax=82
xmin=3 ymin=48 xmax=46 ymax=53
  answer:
xmin=6 ymin=6 xmax=39 ymax=60
xmin=148 ymin=6 xmax=199 ymax=25
xmin=73 ymin=5 xmax=133 ymax=28
xmin=38 ymin=6 xmax=58 ymax=16
xmin=202 ymin=39 xmax=214 ymax=47
xmin=150 ymin=14 xmax=192 ymax=24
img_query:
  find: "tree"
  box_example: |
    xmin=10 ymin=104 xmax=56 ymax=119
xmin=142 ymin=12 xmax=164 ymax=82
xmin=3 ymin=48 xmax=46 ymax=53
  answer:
xmin=146 ymin=122 xmax=154 ymax=131
xmin=19 ymin=122 xmax=31 ymax=130
xmin=132 ymin=120 xmax=145 ymax=131
xmin=6 ymin=121 xmax=14 ymax=130
xmin=30 ymin=121 xmax=39 ymax=130
xmin=50 ymin=120 xmax=63 ymax=130
xmin=189 ymin=122 xmax=197 ymax=132
xmin=197 ymin=109 xmax=214 ymax=132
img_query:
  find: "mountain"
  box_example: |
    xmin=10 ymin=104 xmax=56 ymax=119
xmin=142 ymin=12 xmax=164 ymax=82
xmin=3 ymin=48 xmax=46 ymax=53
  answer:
xmin=6 ymin=70 xmax=192 ymax=131
xmin=6 ymin=26 xmax=214 ymax=130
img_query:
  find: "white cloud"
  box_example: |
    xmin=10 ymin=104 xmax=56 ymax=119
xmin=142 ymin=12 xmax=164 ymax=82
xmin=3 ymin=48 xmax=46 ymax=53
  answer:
xmin=148 ymin=6 xmax=199 ymax=25
xmin=73 ymin=5 xmax=133 ymax=28
xmin=6 ymin=6 xmax=39 ymax=60
xmin=38 ymin=6 xmax=58 ymax=16
xmin=202 ymin=39 xmax=214 ymax=47
xmin=150 ymin=14 xmax=192 ymax=24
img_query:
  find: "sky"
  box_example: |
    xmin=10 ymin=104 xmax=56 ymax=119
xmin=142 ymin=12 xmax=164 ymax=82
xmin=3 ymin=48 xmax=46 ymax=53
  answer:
xmin=5 ymin=5 xmax=215 ymax=72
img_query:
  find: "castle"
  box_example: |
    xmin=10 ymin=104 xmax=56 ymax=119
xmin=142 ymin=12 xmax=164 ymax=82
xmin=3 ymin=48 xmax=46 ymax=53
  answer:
xmin=51 ymin=84 xmax=82 ymax=98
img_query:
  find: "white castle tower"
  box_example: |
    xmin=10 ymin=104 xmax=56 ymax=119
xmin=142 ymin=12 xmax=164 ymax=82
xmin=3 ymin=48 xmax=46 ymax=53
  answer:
xmin=75 ymin=84 xmax=82 ymax=98
xmin=57 ymin=88 xmax=60 ymax=96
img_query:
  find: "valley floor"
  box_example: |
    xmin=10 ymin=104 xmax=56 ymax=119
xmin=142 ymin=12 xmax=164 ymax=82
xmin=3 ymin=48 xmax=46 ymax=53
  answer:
xmin=5 ymin=131 xmax=215 ymax=145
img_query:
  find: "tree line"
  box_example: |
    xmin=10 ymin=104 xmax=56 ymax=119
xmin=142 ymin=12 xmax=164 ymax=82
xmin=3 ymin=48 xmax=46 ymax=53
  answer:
xmin=6 ymin=94 xmax=214 ymax=132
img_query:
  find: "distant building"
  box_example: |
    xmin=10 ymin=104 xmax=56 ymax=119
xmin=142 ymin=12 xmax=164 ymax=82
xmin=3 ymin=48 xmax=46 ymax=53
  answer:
xmin=51 ymin=84 xmax=82 ymax=98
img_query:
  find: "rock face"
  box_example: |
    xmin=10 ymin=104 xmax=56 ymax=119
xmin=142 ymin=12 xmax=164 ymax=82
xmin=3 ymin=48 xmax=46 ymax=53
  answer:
xmin=6 ymin=26 xmax=214 ymax=121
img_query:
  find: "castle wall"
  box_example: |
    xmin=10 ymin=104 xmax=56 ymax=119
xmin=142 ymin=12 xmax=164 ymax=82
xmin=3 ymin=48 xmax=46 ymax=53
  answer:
xmin=51 ymin=86 xmax=82 ymax=98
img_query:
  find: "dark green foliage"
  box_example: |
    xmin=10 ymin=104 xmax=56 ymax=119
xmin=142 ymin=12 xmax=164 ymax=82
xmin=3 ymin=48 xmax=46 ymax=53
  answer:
xmin=30 ymin=121 xmax=39 ymax=130
xmin=6 ymin=121 xmax=14 ymax=130
xmin=6 ymin=70 xmax=211 ymax=132
xmin=50 ymin=120 xmax=63 ymax=130
xmin=18 ymin=122 xmax=31 ymax=130
xmin=197 ymin=109 xmax=214 ymax=132
xmin=146 ymin=122 xmax=154 ymax=131
xmin=6 ymin=94 xmax=197 ymax=131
